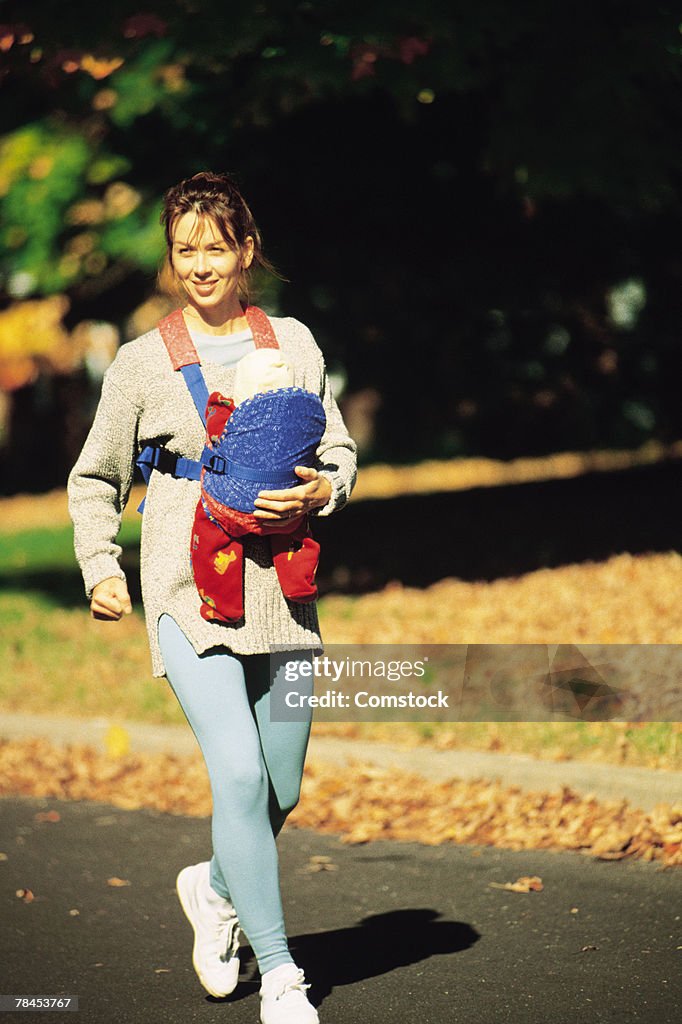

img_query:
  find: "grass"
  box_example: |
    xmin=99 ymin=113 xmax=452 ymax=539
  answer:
xmin=0 ymin=590 xmax=183 ymax=723
xmin=0 ymin=517 xmax=182 ymax=723
xmin=0 ymin=520 xmax=141 ymax=576
xmin=313 ymin=719 xmax=680 ymax=768
xmin=1 ymin=509 xmax=680 ymax=770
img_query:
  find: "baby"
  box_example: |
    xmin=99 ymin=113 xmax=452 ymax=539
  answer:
xmin=190 ymin=348 xmax=327 ymax=623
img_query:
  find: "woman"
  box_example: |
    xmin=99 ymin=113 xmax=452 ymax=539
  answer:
xmin=67 ymin=171 xmax=357 ymax=1023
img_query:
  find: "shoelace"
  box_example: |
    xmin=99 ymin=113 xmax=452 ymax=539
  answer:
xmin=211 ymin=904 xmax=240 ymax=962
xmin=219 ymin=919 xmax=240 ymax=962
xmin=275 ymin=969 xmax=311 ymax=1001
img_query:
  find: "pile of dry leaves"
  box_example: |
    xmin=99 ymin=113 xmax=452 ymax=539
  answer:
xmin=1 ymin=737 xmax=679 ymax=868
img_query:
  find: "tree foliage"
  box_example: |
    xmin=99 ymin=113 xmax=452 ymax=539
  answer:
xmin=1 ymin=1 xmax=679 ymax=302
xmin=0 ymin=1 xmax=681 ymax=486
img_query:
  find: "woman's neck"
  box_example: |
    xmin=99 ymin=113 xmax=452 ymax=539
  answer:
xmin=182 ymin=298 xmax=248 ymax=335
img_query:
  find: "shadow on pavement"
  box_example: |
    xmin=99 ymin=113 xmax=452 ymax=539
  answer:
xmin=231 ymin=913 xmax=475 ymax=1007
xmin=298 ymin=909 xmax=478 ymax=1004
xmin=237 ymin=909 xmax=478 ymax=1006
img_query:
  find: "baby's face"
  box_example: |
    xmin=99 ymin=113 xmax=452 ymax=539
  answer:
xmin=233 ymin=348 xmax=295 ymax=404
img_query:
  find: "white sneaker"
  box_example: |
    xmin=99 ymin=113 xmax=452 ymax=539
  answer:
xmin=259 ymin=963 xmax=319 ymax=1024
xmin=176 ymin=861 xmax=241 ymax=997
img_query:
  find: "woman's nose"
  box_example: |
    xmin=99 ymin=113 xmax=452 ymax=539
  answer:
xmin=194 ymin=250 xmax=209 ymax=273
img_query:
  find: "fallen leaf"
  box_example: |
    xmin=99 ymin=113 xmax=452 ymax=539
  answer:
xmin=489 ymin=876 xmax=544 ymax=893
xmin=105 ymin=725 xmax=131 ymax=759
xmin=107 ymin=877 xmax=130 ymax=887
xmin=305 ymin=855 xmax=338 ymax=872
xmin=34 ymin=809 xmax=61 ymax=822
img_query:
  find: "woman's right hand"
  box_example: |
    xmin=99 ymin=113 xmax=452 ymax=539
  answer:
xmin=90 ymin=577 xmax=133 ymax=621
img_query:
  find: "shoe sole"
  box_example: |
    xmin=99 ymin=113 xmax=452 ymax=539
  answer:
xmin=176 ymin=866 xmax=240 ymax=998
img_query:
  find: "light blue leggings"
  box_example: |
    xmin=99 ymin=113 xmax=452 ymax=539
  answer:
xmin=157 ymin=613 xmax=313 ymax=974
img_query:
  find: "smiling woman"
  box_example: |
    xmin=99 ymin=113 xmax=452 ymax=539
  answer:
xmin=67 ymin=170 xmax=357 ymax=1022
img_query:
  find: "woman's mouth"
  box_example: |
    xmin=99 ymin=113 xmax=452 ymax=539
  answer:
xmin=192 ymin=281 xmax=218 ymax=293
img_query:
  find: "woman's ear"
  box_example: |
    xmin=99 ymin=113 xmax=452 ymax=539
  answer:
xmin=242 ymin=235 xmax=255 ymax=268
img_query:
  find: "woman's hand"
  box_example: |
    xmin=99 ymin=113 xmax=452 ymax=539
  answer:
xmin=90 ymin=576 xmax=133 ymax=621
xmin=253 ymin=466 xmax=332 ymax=520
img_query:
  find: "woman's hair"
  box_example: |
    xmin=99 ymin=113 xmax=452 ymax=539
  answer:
xmin=158 ymin=171 xmax=284 ymax=302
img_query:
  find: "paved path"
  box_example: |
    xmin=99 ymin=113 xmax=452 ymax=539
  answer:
xmin=1 ymin=795 xmax=680 ymax=1024
xmin=1 ymin=711 xmax=680 ymax=811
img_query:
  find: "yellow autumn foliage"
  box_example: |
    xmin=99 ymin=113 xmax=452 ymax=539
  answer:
xmin=0 ymin=296 xmax=77 ymax=391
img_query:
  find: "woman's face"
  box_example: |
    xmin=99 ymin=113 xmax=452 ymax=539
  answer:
xmin=170 ymin=211 xmax=253 ymax=313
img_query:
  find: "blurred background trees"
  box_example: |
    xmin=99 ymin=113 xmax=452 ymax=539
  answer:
xmin=0 ymin=0 xmax=681 ymax=493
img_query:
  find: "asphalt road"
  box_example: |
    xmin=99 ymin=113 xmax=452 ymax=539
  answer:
xmin=1 ymin=795 xmax=680 ymax=1024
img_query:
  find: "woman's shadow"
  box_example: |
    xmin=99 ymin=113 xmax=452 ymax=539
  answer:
xmin=238 ymin=908 xmax=479 ymax=1005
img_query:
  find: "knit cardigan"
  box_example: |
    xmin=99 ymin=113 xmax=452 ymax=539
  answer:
xmin=67 ymin=314 xmax=358 ymax=678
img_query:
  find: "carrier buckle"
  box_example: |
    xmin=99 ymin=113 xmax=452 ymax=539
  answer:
xmin=204 ymin=452 xmax=227 ymax=474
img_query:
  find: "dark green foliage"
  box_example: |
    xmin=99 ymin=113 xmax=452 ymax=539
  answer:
xmin=0 ymin=1 xmax=680 ymax=482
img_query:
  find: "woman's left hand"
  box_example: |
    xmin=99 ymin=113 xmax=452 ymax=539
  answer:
xmin=253 ymin=466 xmax=332 ymax=520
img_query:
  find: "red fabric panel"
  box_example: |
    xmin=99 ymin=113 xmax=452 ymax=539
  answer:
xmin=244 ymin=304 xmax=279 ymax=350
xmin=158 ymin=309 xmax=201 ymax=370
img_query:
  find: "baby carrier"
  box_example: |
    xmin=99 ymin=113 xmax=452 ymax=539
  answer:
xmin=136 ymin=305 xmax=326 ymax=623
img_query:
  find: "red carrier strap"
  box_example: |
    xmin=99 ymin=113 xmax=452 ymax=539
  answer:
xmin=158 ymin=309 xmax=199 ymax=370
xmin=158 ymin=303 xmax=279 ymax=370
xmin=244 ymin=304 xmax=280 ymax=351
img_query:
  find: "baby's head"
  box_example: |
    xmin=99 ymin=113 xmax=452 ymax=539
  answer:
xmin=233 ymin=349 xmax=295 ymax=405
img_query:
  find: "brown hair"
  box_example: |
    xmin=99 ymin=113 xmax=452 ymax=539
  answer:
xmin=158 ymin=171 xmax=285 ymax=302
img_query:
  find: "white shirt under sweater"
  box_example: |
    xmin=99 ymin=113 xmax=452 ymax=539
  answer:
xmin=67 ymin=314 xmax=357 ymax=679
xmin=187 ymin=326 xmax=256 ymax=368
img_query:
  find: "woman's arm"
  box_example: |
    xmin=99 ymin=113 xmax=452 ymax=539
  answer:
xmin=309 ymin=349 xmax=358 ymax=517
xmin=67 ymin=371 xmax=140 ymax=602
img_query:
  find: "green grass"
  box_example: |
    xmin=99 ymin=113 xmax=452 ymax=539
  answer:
xmin=0 ymin=520 xmax=141 ymax=577
xmin=0 ymin=519 xmax=183 ymax=723
xmin=0 ymin=588 xmax=185 ymax=723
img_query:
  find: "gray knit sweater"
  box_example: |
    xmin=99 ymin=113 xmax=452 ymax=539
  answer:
xmin=67 ymin=313 xmax=358 ymax=678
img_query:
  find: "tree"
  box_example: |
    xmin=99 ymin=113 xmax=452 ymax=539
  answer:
xmin=1 ymin=1 xmax=681 ymax=485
